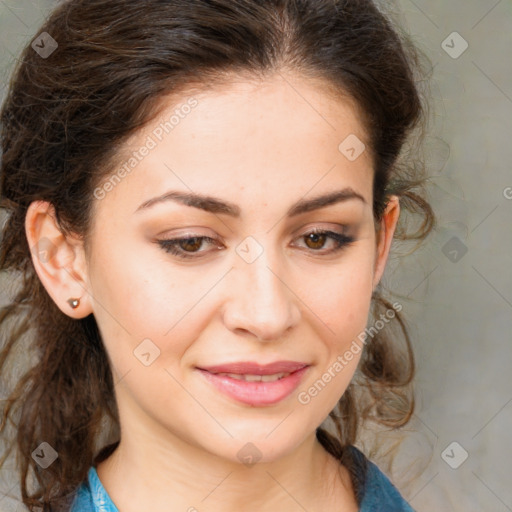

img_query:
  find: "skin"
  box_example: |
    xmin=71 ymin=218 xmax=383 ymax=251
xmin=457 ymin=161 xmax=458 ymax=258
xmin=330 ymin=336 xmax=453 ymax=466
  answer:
xmin=25 ymin=71 xmax=400 ymax=512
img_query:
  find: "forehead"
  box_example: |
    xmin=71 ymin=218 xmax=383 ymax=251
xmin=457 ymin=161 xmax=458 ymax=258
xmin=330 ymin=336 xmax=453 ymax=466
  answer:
xmin=92 ymin=72 xmax=373 ymax=219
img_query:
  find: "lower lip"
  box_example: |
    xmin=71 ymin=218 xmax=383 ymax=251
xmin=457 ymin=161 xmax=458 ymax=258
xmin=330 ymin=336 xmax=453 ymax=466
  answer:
xmin=196 ymin=367 xmax=309 ymax=406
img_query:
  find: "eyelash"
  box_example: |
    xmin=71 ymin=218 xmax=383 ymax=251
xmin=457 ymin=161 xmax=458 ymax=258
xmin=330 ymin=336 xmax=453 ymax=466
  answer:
xmin=156 ymin=228 xmax=356 ymax=260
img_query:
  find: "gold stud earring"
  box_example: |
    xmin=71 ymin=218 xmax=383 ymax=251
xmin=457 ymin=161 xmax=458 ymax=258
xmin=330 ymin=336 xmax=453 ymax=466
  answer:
xmin=67 ymin=298 xmax=80 ymax=309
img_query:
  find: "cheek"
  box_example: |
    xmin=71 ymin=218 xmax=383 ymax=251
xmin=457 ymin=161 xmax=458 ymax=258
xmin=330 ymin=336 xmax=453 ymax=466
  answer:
xmin=86 ymin=234 xmax=198 ymax=363
xmin=296 ymin=257 xmax=374 ymax=412
xmin=301 ymin=246 xmax=375 ymax=343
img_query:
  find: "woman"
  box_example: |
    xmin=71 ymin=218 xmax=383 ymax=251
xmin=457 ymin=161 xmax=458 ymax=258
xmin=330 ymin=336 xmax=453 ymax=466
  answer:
xmin=0 ymin=0 xmax=435 ymax=510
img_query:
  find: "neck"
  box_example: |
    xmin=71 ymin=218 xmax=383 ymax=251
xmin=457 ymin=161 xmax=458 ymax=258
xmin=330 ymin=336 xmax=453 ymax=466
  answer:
xmin=96 ymin=425 xmax=355 ymax=512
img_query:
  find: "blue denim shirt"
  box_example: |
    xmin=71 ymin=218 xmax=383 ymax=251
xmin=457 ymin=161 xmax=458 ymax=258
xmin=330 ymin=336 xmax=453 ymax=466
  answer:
xmin=70 ymin=446 xmax=415 ymax=511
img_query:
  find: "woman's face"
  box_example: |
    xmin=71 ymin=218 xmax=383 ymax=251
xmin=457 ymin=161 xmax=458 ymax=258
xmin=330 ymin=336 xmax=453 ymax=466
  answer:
xmin=53 ymin=73 xmax=399 ymax=464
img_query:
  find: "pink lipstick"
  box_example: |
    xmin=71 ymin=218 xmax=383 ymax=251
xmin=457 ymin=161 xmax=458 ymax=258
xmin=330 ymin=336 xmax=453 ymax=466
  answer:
xmin=196 ymin=360 xmax=309 ymax=406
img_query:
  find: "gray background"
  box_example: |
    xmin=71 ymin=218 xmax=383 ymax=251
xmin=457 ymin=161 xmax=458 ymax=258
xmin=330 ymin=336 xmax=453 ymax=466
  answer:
xmin=0 ymin=1 xmax=511 ymax=511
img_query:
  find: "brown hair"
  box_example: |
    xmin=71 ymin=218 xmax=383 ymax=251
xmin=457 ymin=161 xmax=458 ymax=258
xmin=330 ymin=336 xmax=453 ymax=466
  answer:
xmin=0 ymin=0 xmax=435 ymax=509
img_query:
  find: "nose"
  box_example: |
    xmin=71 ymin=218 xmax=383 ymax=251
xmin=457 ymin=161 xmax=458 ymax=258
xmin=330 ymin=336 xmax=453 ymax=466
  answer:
xmin=222 ymin=244 xmax=301 ymax=341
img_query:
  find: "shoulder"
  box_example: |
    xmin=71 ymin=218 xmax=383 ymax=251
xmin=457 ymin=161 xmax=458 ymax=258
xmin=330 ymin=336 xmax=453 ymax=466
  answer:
xmin=345 ymin=445 xmax=416 ymax=512
xmin=69 ymin=472 xmax=94 ymax=512
xmin=70 ymin=467 xmax=119 ymax=512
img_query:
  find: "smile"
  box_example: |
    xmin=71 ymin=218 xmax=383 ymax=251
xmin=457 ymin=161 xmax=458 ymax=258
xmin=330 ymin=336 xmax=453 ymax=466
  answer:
xmin=196 ymin=366 xmax=309 ymax=406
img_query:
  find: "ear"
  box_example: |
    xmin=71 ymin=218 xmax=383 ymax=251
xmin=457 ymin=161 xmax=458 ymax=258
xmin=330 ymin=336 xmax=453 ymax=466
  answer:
xmin=25 ymin=200 xmax=92 ymax=319
xmin=372 ymin=195 xmax=400 ymax=290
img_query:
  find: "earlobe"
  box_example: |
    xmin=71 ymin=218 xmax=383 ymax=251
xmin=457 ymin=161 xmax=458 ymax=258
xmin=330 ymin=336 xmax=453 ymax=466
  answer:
xmin=372 ymin=195 xmax=400 ymax=291
xmin=25 ymin=200 xmax=92 ymax=318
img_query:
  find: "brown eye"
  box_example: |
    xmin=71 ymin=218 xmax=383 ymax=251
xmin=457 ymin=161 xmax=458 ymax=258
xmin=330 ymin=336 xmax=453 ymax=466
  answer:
xmin=296 ymin=229 xmax=355 ymax=254
xmin=178 ymin=237 xmax=203 ymax=252
xmin=157 ymin=235 xmax=220 ymax=259
xmin=304 ymin=232 xmax=328 ymax=250
xmin=157 ymin=229 xmax=355 ymax=261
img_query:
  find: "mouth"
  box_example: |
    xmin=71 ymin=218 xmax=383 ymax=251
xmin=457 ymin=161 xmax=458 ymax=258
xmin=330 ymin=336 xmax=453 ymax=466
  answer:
xmin=195 ymin=361 xmax=310 ymax=406
xmin=209 ymin=371 xmax=293 ymax=382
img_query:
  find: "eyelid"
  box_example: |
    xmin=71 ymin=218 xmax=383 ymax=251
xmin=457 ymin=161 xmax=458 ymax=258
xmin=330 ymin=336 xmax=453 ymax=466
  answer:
xmin=293 ymin=222 xmax=353 ymax=236
xmin=156 ymin=224 xmax=357 ymax=260
xmin=156 ymin=223 xmax=352 ymax=245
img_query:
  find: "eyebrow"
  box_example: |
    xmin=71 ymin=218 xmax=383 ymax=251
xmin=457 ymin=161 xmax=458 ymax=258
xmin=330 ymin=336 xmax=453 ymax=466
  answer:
xmin=134 ymin=187 xmax=367 ymax=217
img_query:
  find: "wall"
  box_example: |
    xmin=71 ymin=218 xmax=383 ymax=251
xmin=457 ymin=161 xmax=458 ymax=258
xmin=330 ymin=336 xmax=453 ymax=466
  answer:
xmin=1 ymin=1 xmax=511 ymax=510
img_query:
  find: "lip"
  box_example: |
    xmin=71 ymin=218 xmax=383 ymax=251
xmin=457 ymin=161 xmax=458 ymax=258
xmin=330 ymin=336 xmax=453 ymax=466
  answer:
xmin=196 ymin=362 xmax=310 ymax=406
xmin=197 ymin=360 xmax=308 ymax=375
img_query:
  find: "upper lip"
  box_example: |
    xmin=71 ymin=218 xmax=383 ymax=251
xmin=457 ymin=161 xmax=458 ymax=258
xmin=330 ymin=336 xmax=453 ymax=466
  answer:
xmin=197 ymin=361 xmax=309 ymax=375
